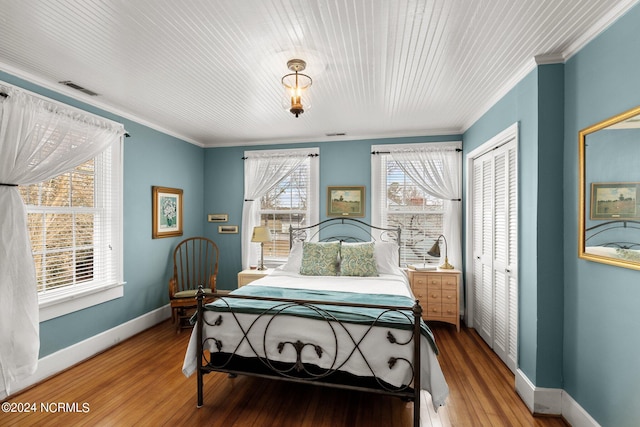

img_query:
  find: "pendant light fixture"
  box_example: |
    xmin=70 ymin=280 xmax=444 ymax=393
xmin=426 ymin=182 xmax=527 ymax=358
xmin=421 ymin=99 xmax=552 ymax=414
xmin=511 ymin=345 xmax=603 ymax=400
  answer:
xmin=281 ymin=59 xmax=312 ymax=117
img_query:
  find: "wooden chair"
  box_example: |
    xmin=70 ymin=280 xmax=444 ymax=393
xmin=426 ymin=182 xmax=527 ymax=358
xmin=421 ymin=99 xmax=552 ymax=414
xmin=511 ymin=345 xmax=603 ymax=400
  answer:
xmin=169 ymin=237 xmax=219 ymax=333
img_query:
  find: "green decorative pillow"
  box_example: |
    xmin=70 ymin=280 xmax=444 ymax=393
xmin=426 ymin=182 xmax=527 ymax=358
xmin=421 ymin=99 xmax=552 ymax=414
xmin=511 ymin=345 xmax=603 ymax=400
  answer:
xmin=299 ymin=241 xmax=340 ymax=276
xmin=340 ymin=242 xmax=379 ymax=277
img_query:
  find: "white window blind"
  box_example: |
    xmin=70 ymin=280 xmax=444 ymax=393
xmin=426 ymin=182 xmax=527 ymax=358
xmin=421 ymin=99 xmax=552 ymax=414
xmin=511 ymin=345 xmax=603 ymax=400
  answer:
xmin=19 ymin=140 xmax=123 ymax=315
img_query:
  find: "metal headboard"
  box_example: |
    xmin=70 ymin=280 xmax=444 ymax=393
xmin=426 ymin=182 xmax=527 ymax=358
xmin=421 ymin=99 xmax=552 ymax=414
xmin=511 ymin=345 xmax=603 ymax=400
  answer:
xmin=289 ymin=218 xmax=401 ymax=266
xmin=585 ymin=220 xmax=640 ymax=250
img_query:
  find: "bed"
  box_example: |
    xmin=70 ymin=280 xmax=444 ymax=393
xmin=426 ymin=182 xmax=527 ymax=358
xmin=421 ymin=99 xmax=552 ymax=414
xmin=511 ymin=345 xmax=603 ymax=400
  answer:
xmin=585 ymin=220 xmax=640 ymax=262
xmin=182 ymin=218 xmax=449 ymax=426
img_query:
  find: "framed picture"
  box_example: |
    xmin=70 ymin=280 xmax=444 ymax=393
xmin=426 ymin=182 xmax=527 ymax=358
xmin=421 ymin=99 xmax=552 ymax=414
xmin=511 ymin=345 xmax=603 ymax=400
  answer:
xmin=207 ymin=213 xmax=228 ymax=222
xmin=327 ymin=186 xmax=365 ymax=217
xmin=590 ymin=182 xmax=640 ymax=220
xmin=152 ymin=186 xmax=183 ymax=238
xmin=218 ymin=225 xmax=239 ymax=234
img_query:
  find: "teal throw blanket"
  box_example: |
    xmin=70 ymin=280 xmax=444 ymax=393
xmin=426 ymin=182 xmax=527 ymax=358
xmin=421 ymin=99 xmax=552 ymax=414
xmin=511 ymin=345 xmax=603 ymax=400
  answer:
xmin=204 ymin=285 xmax=438 ymax=355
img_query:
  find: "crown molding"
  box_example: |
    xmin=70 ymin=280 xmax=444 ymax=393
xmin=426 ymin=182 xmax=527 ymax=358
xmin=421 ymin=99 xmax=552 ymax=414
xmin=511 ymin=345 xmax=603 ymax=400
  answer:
xmin=0 ymin=61 xmax=204 ymax=147
xmin=562 ymin=0 xmax=640 ymax=60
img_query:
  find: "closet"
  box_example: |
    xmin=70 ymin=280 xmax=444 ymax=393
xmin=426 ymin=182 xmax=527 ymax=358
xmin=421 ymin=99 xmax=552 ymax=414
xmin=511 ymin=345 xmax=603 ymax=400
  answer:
xmin=467 ymin=125 xmax=518 ymax=373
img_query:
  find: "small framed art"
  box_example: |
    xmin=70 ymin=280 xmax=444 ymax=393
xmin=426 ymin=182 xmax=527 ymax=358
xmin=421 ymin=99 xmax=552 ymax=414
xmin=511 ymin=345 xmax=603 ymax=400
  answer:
xmin=327 ymin=186 xmax=365 ymax=217
xmin=207 ymin=213 xmax=229 ymax=222
xmin=218 ymin=225 xmax=239 ymax=234
xmin=152 ymin=186 xmax=183 ymax=238
xmin=590 ymin=182 xmax=640 ymax=220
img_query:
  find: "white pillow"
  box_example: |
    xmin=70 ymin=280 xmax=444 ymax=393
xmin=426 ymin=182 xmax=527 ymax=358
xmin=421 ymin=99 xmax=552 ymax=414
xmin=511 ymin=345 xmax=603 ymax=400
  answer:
xmin=342 ymin=241 xmax=400 ymax=275
xmin=281 ymin=241 xmax=304 ymax=272
xmin=374 ymin=241 xmax=401 ymax=274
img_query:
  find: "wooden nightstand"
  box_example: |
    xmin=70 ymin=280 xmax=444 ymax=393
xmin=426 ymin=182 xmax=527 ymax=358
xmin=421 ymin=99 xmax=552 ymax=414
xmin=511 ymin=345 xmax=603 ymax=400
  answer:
xmin=237 ymin=268 xmax=273 ymax=288
xmin=407 ymin=268 xmax=461 ymax=332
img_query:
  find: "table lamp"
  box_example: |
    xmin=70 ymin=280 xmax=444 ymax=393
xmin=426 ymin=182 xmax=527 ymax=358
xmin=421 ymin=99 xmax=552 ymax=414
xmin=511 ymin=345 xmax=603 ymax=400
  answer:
xmin=251 ymin=226 xmax=272 ymax=270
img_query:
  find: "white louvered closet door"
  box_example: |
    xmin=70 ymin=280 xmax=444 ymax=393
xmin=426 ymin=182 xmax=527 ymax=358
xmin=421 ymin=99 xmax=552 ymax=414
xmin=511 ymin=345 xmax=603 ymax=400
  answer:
xmin=471 ymin=138 xmax=518 ymax=373
xmin=472 ymin=153 xmax=494 ymax=343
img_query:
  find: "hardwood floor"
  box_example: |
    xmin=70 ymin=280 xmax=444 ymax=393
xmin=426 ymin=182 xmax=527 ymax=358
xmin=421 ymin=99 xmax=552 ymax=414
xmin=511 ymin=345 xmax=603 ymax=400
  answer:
xmin=2 ymin=320 xmax=567 ymax=426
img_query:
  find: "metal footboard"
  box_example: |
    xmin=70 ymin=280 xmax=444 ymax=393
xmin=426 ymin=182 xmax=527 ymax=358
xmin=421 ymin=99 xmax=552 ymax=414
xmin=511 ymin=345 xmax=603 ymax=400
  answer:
xmin=195 ymin=287 xmax=423 ymax=427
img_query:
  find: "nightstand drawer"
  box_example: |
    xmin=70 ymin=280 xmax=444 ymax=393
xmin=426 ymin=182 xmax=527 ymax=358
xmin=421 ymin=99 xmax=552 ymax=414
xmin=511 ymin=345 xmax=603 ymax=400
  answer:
xmin=427 ymin=304 xmax=442 ymax=316
xmin=412 ymin=274 xmax=429 ymax=287
xmin=427 ymin=289 xmax=441 ymax=303
xmin=442 ymin=303 xmax=457 ymax=317
xmin=442 ymin=288 xmax=457 ymax=303
xmin=413 ymin=286 xmax=428 ymax=302
xmin=427 ymin=276 xmax=442 ymax=287
xmin=442 ymin=275 xmax=457 ymax=287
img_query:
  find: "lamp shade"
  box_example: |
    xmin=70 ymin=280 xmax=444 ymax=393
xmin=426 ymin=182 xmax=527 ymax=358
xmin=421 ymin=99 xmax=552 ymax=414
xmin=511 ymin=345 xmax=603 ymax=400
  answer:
xmin=251 ymin=226 xmax=272 ymax=243
xmin=428 ymin=234 xmax=454 ymax=269
xmin=427 ymin=240 xmax=441 ymax=258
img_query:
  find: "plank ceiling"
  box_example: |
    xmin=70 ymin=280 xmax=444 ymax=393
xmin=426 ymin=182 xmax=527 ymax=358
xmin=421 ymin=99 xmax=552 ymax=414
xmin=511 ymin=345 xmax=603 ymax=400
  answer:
xmin=0 ymin=0 xmax=637 ymax=147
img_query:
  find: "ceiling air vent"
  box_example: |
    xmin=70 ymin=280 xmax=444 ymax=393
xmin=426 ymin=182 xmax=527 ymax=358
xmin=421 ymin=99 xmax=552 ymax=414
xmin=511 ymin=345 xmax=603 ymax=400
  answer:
xmin=59 ymin=80 xmax=99 ymax=96
xmin=325 ymin=132 xmax=347 ymax=137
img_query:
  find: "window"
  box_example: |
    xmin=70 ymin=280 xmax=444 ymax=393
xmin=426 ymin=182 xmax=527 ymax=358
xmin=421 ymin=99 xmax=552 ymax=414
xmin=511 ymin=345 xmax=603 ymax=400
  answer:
xmin=372 ymin=144 xmax=455 ymax=267
xmin=19 ymin=141 xmax=123 ymax=321
xmin=384 ymin=159 xmax=444 ymax=266
xmin=249 ymin=148 xmax=319 ymax=265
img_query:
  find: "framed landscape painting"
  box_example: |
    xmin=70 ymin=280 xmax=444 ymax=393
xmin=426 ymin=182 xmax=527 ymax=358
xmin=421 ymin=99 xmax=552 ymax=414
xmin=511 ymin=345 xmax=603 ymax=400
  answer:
xmin=152 ymin=186 xmax=183 ymax=238
xmin=590 ymin=182 xmax=640 ymax=220
xmin=327 ymin=186 xmax=365 ymax=217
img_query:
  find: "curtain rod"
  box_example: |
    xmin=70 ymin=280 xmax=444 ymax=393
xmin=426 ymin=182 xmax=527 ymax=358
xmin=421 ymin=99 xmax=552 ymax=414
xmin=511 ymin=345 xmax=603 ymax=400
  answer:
xmin=371 ymin=148 xmax=461 ymax=155
xmin=242 ymin=153 xmax=318 ymax=160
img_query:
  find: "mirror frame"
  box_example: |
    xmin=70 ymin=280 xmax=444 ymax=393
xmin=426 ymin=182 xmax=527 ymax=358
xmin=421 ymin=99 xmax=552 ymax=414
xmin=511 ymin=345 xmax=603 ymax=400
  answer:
xmin=579 ymin=105 xmax=640 ymax=270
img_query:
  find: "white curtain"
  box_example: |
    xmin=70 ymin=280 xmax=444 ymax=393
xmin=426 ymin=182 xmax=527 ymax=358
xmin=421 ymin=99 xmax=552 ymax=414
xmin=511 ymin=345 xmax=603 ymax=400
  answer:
xmin=241 ymin=150 xmax=309 ymax=269
xmin=389 ymin=142 xmax=463 ymax=274
xmin=0 ymin=84 xmax=125 ymax=398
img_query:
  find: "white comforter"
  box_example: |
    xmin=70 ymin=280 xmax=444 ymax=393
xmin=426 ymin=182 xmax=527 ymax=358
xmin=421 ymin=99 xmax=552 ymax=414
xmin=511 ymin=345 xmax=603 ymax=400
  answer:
xmin=182 ymin=268 xmax=449 ymax=409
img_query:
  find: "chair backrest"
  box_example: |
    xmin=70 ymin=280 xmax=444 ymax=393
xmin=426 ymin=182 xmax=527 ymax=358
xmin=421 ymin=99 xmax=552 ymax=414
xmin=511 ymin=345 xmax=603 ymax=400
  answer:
xmin=171 ymin=237 xmax=219 ymax=296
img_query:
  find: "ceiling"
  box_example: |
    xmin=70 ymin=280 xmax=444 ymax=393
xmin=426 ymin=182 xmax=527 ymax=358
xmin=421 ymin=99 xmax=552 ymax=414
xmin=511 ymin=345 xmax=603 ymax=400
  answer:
xmin=0 ymin=0 xmax=637 ymax=148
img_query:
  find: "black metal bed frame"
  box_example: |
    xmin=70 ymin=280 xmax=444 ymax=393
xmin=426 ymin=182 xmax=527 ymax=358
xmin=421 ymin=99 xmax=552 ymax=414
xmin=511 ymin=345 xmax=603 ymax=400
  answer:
xmin=585 ymin=220 xmax=640 ymax=249
xmin=193 ymin=218 xmax=425 ymax=426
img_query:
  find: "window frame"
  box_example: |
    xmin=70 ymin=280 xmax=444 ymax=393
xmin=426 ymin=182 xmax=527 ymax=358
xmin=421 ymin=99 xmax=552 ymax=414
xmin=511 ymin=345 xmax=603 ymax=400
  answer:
xmin=371 ymin=143 xmax=446 ymax=267
xmin=252 ymin=148 xmax=319 ymax=266
xmin=20 ymin=140 xmax=124 ymax=322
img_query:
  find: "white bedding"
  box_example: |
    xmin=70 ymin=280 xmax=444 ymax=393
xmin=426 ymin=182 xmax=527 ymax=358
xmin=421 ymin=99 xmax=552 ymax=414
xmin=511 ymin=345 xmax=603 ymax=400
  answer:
xmin=586 ymin=245 xmax=640 ymax=261
xmin=250 ymin=267 xmax=414 ymax=296
xmin=182 ymin=267 xmax=449 ymax=409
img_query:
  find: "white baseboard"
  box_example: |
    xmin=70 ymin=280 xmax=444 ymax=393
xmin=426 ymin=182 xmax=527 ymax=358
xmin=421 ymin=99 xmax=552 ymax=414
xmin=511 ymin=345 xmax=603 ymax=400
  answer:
xmin=562 ymin=392 xmax=602 ymax=427
xmin=515 ymin=369 xmax=536 ymax=412
xmin=515 ymin=369 xmax=562 ymax=414
xmin=515 ymin=369 xmax=601 ymax=427
xmin=7 ymin=304 xmax=171 ymax=398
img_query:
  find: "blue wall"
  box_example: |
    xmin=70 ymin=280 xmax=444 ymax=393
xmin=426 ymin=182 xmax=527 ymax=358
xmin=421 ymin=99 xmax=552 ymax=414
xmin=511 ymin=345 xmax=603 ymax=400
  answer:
xmin=203 ymin=136 xmax=461 ymax=289
xmin=0 ymin=71 xmax=205 ymax=358
xmin=563 ymin=4 xmax=640 ymax=426
xmin=462 ymin=64 xmax=565 ymax=388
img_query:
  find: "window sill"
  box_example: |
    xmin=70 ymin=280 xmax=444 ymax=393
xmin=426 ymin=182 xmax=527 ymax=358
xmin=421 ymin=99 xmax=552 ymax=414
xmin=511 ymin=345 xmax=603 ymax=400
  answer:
xmin=39 ymin=281 xmax=125 ymax=322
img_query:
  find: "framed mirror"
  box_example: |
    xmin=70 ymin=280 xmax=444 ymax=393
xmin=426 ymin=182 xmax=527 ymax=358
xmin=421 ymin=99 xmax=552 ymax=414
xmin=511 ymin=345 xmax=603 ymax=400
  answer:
xmin=579 ymin=105 xmax=640 ymax=270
